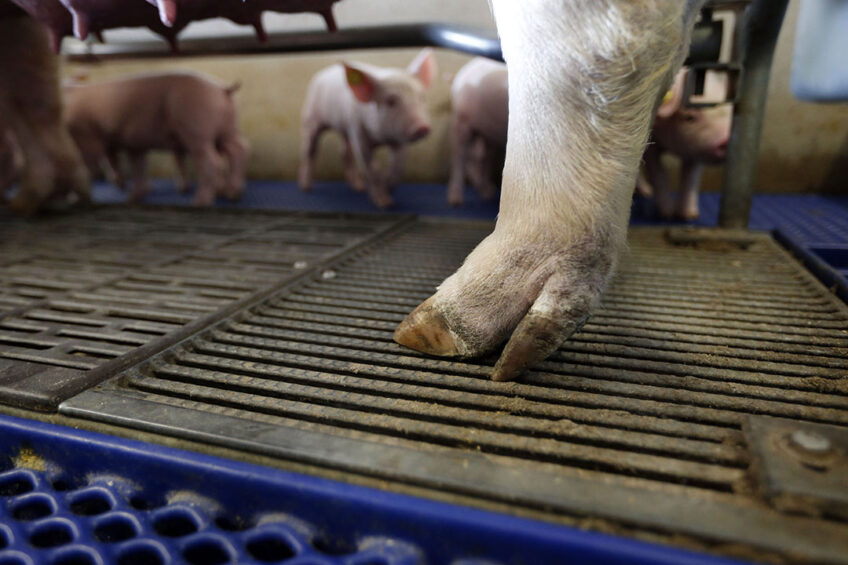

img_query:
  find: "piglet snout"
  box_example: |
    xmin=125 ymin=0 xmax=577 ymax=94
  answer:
xmin=408 ymin=123 xmax=431 ymax=141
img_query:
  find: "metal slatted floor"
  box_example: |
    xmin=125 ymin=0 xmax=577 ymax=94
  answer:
xmin=0 ymin=207 xmax=404 ymax=409
xmin=1 ymin=207 xmax=847 ymax=563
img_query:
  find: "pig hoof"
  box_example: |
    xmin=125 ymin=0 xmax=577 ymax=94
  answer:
xmin=678 ymin=207 xmax=700 ymax=221
xmin=8 ymin=194 xmax=40 ymax=216
xmin=371 ymin=193 xmax=394 ymax=209
xmin=193 ymin=193 xmax=215 ymax=207
xmin=224 ymin=186 xmax=245 ymax=201
xmin=394 ymin=298 xmax=467 ymax=356
xmin=395 ymin=230 xmax=615 ymax=381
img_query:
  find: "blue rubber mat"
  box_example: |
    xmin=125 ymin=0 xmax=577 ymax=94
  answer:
xmin=90 ymin=180 xmax=501 ymax=220
xmin=91 ymin=181 xmax=848 ymax=241
xmin=90 ymin=182 xmax=848 ymax=295
xmin=0 ymin=415 xmax=742 ymax=565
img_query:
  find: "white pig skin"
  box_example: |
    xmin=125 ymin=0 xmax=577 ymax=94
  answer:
xmin=640 ymin=67 xmax=732 ymax=220
xmin=448 ymin=57 xmax=508 ymax=207
xmin=395 ymin=0 xmax=706 ymax=382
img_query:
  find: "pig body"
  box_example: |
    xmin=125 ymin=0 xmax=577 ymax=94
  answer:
xmin=298 ymin=49 xmax=436 ymax=208
xmin=395 ymin=0 xmax=706 ymax=381
xmin=0 ymin=14 xmax=89 ymax=214
xmin=6 ymin=0 xmax=73 ymax=53
xmin=447 ymin=57 xmax=508 ymax=206
xmin=9 ymin=0 xmax=341 ymax=53
xmin=221 ymin=0 xmax=340 ymax=40
xmin=640 ymin=68 xmax=732 ymax=220
xmin=64 ymin=72 xmax=248 ymax=205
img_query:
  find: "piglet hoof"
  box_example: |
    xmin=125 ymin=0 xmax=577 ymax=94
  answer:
xmin=193 ymin=192 xmax=215 ymax=207
xmin=128 ymin=186 xmax=151 ymax=205
xmin=223 ymin=184 xmax=245 ymax=201
xmin=368 ymin=188 xmax=394 ymax=209
xmin=72 ymin=188 xmax=92 ymax=208
xmin=677 ymin=200 xmax=700 ymax=221
xmin=395 ymin=229 xmax=615 ymax=381
xmin=446 ymin=184 xmax=464 ymax=207
xmin=349 ymin=178 xmax=367 ymax=193
xmin=679 ymin=209 xmax=700 ymax=222
xmin=7 ymin=192 xmax=40 ymax=216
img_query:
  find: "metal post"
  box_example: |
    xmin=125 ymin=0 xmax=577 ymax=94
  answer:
xmin=718 ymin=0 xmax=789 ymax=228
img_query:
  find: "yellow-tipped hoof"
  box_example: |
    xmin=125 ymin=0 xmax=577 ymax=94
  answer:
xmin=394 ymin=298 xmax=463 ymax=357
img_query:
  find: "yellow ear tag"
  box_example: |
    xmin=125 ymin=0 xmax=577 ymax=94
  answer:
xmin=662 ymin=89 xmax=674 ymax=104
xmin=347 ymin=68 xmax=363 ymax=85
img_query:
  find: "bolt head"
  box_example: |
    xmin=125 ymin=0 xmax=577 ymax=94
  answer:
xmin=790 ymin=430 xmax=832 ymax=454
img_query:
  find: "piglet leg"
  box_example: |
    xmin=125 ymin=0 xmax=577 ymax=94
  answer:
xmin=643 ymin=143 xmax=675 ymax=218
xmin=347 ymin=129 xmax=391 ymax=208
xmin=341 ymin=137 xmax=365 ymax=192
xmin=173 ymin=150 xmax=189 ymax=193
xmin=220 ymin=135 xmax=249 ymax=200
xmin=677 ymin=159 xmax=703 ymax=220
xmin=127 ymin=151 xmax=150 ymax=203
xmin=395 ymin=0 xmax=703 ymax=381
xmin=297 ymin=120 xmax=325 ymax=192
xmin=319 ymin=8 xmax=337 ymax=32
xmin=105 ymin=148 xmax=126 ymax=189
xmin=446 ymin=113 xmax=472 ymax=207
xmin=385 ymin=145 xmax=406 ymax=192
xmin=466 ymin=137 xmax=497 ymax=200
xmin=191 ymin=143 xmax=225 ymax=206
xmin=1 ymin=17 xmax=89 ymax=215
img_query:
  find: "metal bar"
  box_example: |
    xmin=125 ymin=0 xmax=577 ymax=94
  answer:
xmin=718 ymin=0 xmax=790 ymax=228
xmin=65 ymin=24 xmax=504 ymax=61
xmin=60 ymin=390 xmax=848 ymax=565
xmin=64 ymin=19 xmax=725 ymax=64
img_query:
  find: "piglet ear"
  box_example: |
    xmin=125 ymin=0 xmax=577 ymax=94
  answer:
xmin=407 ymin=48 xmax=437 ymax=90
xmin=656 ymin=67 xmax=687 ymax=118
xmin=344 ymin=63 xmax=377 ymax=103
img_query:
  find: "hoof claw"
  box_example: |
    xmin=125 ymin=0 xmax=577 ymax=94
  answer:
xmin=394 ymin=298 xmax=466 ymax=357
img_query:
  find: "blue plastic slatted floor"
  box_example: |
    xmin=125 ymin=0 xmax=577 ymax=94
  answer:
xmin=0 ymin=416 xmax=741 ymax=565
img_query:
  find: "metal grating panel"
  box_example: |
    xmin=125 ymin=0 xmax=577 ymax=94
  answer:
xmin=0 ymin=207 xmax=406 ymax=410
xmin=62 ymin=222 xmax=848 ymax=563
xmin=0 ymin=415 xmax=739 ymax=565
